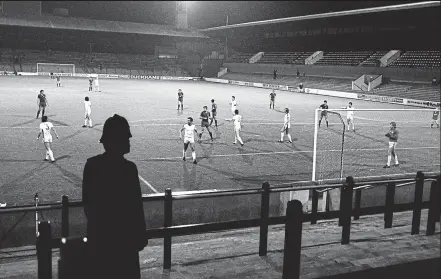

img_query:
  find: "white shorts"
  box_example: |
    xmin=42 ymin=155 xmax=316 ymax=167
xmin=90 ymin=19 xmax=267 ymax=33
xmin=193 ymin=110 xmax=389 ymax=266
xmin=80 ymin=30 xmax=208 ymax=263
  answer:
xmin=184 ymin=138 xmax=195 ymax=144
xmin=57 ymin=81 xmax=61 ymax=85
xmin=43 ymin=136 xmax=53 ymax=143
xmin=178 ymin=100 xmax=183 ymax=105
xmin=347 ymin=117 xmax=354 ymax=122
xmin=388 ymin=142 xmax=397 ymax=150
xmin=234 ymin=126 xmax=241 ymax=133
xmin=85 ymin=111 xmax=91 ymax=118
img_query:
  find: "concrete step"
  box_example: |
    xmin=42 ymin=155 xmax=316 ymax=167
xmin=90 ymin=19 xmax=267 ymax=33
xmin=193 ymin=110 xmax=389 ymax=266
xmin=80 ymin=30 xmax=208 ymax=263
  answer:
xmin=0 ymin=210 xmax=439 ymax=279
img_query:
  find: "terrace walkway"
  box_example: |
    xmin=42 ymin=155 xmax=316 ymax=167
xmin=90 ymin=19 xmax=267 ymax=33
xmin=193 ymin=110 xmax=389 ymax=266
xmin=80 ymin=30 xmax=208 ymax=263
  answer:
xmin=222 ymin=73 xmax=441 ymax=103
xmin=0 ymin=210 xmax=439 ymax=278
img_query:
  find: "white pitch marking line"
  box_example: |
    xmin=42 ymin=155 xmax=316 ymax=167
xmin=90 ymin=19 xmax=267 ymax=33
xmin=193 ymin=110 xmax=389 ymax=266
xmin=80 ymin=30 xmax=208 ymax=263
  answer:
xmin=138 ymin=174 xmax=159 ymax=193
xmin=130 ymin=118 xmax=185 ymax=123
xmin=141 ymin=146 xmax=440 ymax=161
xmin=3 ymin=121 xmax=440 ymax=129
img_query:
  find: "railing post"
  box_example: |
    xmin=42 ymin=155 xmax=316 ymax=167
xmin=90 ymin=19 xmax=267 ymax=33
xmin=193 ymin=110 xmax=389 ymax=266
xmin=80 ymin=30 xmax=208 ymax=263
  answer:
xmin=310 ymin=189 xmax=319 ymax=225
xmin=384 ymin=182 xmax=396 ymax=229
xmin=341 ymin=176 xmax=354 ymax=245
xmin=37 ymin=221 xmax=52 ymax=279
xmin=353 ymin=189 xmax=362 ymax=220
xmin=35 ymin=193 xmax=40 ymax=236
xmin=426 ymin=177 xmax=440 ymax=235
xmin=61 ymin=195 xmax=69 ymax=238
xmin=259 ymin=181 xmax=270 ymax=256
xmin=411 ymin=171 xmax=424 ymax=235
xmin=282 ymin=200 xmax=303 ymax=279
xmin=163 ymin=188 xmax=172 ymax=269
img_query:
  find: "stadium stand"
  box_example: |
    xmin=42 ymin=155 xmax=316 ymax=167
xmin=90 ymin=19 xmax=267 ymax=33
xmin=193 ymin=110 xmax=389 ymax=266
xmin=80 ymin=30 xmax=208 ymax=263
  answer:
xmin=359 ymin=50 xmax=389 ymax=67
xmin=222 ymin=72 xmax=440 ymax=102
xmin=227 ymin=52 xmax=256 ymax=63
xmin=371 ymin=82 xmax=441 ymax=101
xmin=314 ymin=51 xmax=375 ymax=66
xmin=258 ymin=52 xmax=314 ymax=64
xmin=388 ymin=50 xmax=441 ymax=69
xmin=0 ymin=48 xmax=190 ymax=76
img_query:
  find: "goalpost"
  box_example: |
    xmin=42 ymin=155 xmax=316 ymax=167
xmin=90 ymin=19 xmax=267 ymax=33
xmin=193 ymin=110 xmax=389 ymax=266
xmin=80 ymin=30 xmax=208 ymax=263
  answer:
xmin=312 ymin=108 xmax=441 ymax=183
xmin=36 ymin=63 xmax=76 ymax=76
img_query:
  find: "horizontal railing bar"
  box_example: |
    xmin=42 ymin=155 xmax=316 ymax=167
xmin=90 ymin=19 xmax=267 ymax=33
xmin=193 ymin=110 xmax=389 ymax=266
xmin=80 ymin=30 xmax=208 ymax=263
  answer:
xmin=354 ymin=185 xmax=374 ymax=190
xmin=0 ymin=204 xmax=62 ymax=214
xmin=396 ymin=182 xmax=417 ymax=188
xmin=1 ymin=173 xmax=438 ymax=213
xmin=316 ymin=187 xmax=334 ymax=193
xmin=271 ymin=184 xmax=342 ymax=193
xmin=424 ymin=178 xmax=438 ymax=182
xmin=50 ymin=200 xmax=430 ymax=249
xmin=172 ymin=189 xmax=263 ymax=200
xmin=272 ymin=172 xmax=439 ymax=188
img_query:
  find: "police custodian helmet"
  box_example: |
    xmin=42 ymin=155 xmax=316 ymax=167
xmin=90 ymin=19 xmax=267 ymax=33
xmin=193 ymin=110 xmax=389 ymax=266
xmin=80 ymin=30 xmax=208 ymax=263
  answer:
xmin=99 ymin=114 xmax=132 ymax=143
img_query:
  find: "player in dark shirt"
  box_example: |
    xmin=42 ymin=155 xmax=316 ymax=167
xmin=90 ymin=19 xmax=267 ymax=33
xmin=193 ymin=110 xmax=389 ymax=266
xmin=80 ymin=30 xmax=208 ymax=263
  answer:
xmin=383 ymin=122 xmax=399 ymax=168
xmin=36 ymin=90 xmax=48 ymax=119
xmin=177 ymin=89 xmax=184 ymax=110
xmin=269 ymin=90 xmax=276 ymax=109
xmin=89 ymin=77 xmax=93 ymax=91
xmin=318 ymin=100 xmax=329 ymax=128
xmin=198 ymin=106 xmax=213 ymax=142
xmin=210 ymin=99 xmax=218 ymax=128
xmin=431 ymin=107 xmax=440 ymax=128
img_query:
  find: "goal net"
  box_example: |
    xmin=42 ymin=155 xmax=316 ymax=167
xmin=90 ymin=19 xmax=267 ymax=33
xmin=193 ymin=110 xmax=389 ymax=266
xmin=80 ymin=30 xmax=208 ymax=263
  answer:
xmin=36 ymin=63 xmax=75 ymax=76
xmin=312 ymin=108 xmax=440 ymax=183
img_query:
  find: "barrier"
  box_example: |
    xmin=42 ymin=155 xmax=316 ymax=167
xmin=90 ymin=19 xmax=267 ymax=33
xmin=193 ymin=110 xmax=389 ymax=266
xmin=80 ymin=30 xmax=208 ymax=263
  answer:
xmin=357 ymin=93 xmax=405 ymax=104
xmin=204 ymin=77 xmax=229 ymax=84
xmin=405 ymin=99 xmax=441 ymax=108
xmin=1 ymin=72 xmax=201 ymax=81
xmin=26 ymin=172 xmax=439 ymax=278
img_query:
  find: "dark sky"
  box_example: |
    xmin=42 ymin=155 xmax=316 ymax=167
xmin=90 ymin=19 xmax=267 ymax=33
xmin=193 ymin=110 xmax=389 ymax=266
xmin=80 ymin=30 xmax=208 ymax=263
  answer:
xmin=42 ymin=1 xmax=426 ymax=29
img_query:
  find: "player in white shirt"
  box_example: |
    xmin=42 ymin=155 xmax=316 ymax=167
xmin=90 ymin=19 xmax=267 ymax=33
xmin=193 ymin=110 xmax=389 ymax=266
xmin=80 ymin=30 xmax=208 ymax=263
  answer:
xmin=341 ymin=102 xmax=355 ymax=132
xmin=225 ymin=109 xmax=244 ymax=146
xmin=94 ymin=77 xmax=100 ymax=92
xmin=37 ymin=116 xmax=59 ymax=162
xmin=229 ymin=96 xmax=237 ymax=116
xmin=56 ymin=75 xmax=61 ymax=87
xmin=179 ymin=117 xmax=198 ymax=164
xmin=83 ymin=96 xmax=92 ymax=128
xmin=279 ymin=108 xmax=293 ymax=143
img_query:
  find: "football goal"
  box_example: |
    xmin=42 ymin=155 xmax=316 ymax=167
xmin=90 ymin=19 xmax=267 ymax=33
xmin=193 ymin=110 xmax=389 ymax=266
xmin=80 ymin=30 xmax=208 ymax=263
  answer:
xmin=312 ymin=108 xmax=440 ymax=183
xmin=36 ymin=63 xmax=75 ymax=76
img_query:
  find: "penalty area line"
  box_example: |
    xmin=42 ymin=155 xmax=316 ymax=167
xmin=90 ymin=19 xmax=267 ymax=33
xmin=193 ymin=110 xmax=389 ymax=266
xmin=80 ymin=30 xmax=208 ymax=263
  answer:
xmin=138 ymin=174 xmax=159 ymax=193
xmin=140 ymin=146 xmax=440 ymax=161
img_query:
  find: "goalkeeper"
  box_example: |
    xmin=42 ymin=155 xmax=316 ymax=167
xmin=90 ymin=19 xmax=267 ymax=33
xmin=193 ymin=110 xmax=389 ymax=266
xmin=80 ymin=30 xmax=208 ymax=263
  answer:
xmin=383 ymin=121 xmax=399 ymax=168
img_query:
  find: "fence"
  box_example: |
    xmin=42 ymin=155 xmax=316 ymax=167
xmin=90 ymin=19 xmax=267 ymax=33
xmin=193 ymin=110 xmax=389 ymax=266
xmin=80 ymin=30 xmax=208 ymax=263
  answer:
xmin=1 ymin=171 xmax=439 ymax=279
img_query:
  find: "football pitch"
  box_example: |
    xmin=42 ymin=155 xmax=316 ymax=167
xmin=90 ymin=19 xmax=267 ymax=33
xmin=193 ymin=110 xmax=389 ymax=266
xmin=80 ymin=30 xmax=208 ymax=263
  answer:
xmin=0 ymin=75 xmax=439 ymax=206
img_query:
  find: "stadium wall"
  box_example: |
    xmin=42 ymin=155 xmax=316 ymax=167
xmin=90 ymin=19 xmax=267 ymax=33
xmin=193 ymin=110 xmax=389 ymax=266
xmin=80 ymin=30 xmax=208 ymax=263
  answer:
xmin=181 ymin=59 xmax=223 ymax=78
xmin=224 ymin=63 xmax=440 ymax=83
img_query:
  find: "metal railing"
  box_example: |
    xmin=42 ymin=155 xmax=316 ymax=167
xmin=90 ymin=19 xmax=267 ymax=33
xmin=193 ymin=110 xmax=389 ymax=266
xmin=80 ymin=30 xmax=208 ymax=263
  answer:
xmin=1 ymin=171 xmax=439 ymax=279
